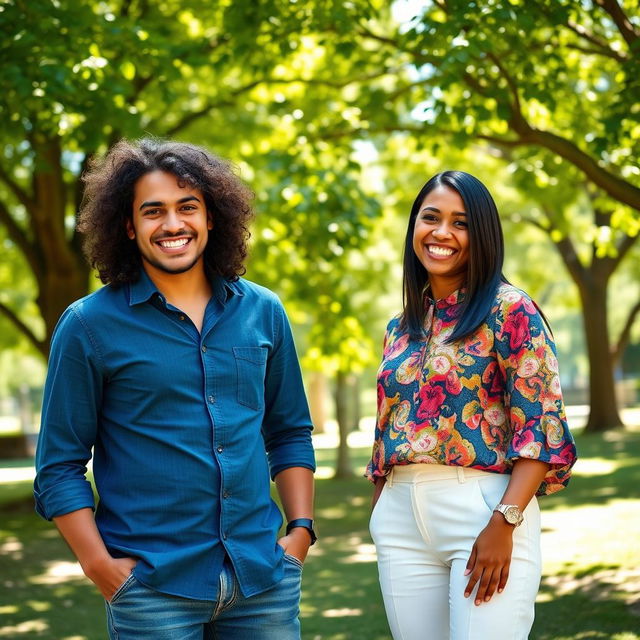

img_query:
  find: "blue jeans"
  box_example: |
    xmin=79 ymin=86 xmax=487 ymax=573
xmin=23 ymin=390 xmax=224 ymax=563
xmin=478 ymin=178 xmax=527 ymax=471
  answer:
xmin=105 ymin=555 xmax=303 ymax=639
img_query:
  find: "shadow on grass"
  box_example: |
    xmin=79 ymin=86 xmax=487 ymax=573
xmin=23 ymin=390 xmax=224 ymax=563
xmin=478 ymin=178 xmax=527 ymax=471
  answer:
xmin=1 ymin=428 xmax=639 ymax=639
xmin=539 ymin=428 xmax=640 ymax=511
xmin=533 ymin=568 xmax=640 ymax=639
xmin=0 ymin=498 xmax=105 ymax=639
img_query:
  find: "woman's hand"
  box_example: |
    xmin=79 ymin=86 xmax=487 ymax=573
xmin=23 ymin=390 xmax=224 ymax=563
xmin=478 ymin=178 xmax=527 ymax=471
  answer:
xmin=464 ymin=512 xmax=515 ymax=605
xmin=371 ymin=476 xmax=386 ymax=511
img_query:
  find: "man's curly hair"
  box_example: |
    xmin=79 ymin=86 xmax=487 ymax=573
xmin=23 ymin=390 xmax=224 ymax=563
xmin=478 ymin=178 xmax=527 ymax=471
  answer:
xmin=77 ymin=138 xmax=254 ymax=285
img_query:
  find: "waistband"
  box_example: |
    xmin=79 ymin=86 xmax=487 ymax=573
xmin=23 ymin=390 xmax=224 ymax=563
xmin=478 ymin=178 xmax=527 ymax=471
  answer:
xmin=387 ymin=463 xmax=495 ymax=486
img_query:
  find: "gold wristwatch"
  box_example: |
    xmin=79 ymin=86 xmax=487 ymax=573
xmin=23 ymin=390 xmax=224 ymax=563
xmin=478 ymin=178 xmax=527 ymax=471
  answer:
xmin=493 ymin=503 xmax=524 ymax=527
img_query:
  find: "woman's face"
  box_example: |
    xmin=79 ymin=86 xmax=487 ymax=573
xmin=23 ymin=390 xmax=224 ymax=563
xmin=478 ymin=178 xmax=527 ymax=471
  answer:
xmin=412 ymin=184 xmax=469 ymax=298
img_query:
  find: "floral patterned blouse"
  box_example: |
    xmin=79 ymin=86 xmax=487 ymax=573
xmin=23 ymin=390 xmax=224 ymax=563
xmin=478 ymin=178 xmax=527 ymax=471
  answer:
xmin=366 ymin=283 xmax=577 ymax=495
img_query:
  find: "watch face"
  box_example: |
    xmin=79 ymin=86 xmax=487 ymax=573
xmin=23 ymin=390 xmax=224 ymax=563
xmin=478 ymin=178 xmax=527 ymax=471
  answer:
xmin=505 ymin=506 xmax=521 ymax=524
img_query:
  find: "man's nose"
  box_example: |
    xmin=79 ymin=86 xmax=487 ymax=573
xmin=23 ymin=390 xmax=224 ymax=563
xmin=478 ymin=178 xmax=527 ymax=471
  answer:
xmin=162 ymin=209 xmax=185 ymax=232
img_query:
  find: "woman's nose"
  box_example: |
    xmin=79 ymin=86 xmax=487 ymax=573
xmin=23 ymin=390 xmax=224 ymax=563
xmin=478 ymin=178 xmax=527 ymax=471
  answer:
xmin=432 ymin=224 xmax=451 ymax=239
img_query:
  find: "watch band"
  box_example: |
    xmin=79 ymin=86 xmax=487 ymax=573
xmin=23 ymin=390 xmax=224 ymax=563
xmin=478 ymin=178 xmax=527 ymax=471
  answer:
xmin=286 ymin=518 xmax=317 ymax=545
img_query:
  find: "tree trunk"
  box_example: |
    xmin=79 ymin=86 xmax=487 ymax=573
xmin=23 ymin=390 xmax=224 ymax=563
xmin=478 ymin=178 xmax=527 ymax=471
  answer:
xmin=333 ymin=370 xmax=353 ymax=478
xmin=351 ymin=374 xmax=361 ymax=431
xmin=579 ymin=283 xmax=624 ymax=432
xmin=308 ymin=371 xmax=327 ymax=434
xmin=37 ymin=257 xmax=89 ymax=357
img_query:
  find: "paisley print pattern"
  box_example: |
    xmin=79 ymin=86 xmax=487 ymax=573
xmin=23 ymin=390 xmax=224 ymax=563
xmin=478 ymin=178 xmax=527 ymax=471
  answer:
xmin=366 ymin=283 xmax=577 ymax=495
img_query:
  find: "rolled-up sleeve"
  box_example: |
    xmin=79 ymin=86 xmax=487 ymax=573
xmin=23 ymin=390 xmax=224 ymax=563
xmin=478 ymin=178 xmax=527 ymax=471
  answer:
xmin=262 ymin=302 xmax=315 ymax=479
xmin=34 ymin=306 xmax=103 ymax=519
xmin=495 ymin=294 xmax=577 ymax=495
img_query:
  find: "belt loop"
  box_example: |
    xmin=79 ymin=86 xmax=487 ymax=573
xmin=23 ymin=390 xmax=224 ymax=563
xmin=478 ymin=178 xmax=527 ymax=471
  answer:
xmin=457 ymin=467 xmax=465 ymax=484
xmin=386 ymin=468 xmax=394 ymax=488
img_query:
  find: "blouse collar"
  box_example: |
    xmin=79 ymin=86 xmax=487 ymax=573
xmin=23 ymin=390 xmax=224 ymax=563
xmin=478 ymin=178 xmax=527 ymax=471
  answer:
xmin=425 ymin=287 xmax=467 ymax=311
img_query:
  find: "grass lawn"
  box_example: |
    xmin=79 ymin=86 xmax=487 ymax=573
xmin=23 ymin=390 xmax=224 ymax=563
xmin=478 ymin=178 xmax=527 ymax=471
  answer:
xmin=1 ymin=425 xmax=639 ymax=639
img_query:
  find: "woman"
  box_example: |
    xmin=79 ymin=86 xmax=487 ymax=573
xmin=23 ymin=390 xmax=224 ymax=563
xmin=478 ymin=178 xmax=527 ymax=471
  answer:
xmin=367 ymin=171 xmax=576 ymax=640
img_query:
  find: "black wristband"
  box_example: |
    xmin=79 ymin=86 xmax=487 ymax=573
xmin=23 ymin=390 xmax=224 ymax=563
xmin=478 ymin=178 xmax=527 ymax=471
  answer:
xmin=286 ymin=518 xmax=317 ymax=545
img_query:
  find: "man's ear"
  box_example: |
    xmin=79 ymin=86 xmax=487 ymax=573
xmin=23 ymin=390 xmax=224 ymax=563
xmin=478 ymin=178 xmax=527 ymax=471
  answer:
xmin=126 ymin=218 xmax=135 ymax=239
xmin=207 ymin=211 xmax=214 ymax=230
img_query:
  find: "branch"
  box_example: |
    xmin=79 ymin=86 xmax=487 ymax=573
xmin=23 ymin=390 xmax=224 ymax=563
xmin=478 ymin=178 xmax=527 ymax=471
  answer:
xmin=356 ymin=24 xmax=402 ymax=48
xmin=487 ymin=52 xmax=523 ymax=118
xmin=612 ymin=229 xmax=640 ymax=268
xmin=564 ymin=18 xmax=626 ymax=60
xmin=594 ymin=0 xmax=639 ymax=49
xmin=162 ymin=80 xmax=263 ymax=136
xmin=0 ymin=300 xmax=46 ymax=356
xmin=0 ymin=163 xmax=36 ymax=212
xmin=612 ymin=296 xmax=640 ymax=366
xmin=0 ymin=198 xmax=41 ymax=277
xmin=565 ymin=42 xmax=628 ymax=63
xmin=510 ymin=124 xmax=640 ymax=211
xmin=539 ymin=204 xmax=587 ymax=286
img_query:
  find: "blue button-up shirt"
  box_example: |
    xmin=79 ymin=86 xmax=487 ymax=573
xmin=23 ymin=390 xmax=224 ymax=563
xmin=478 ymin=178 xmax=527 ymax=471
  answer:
xmin=34 ymin=271 xmax=315 ymax=600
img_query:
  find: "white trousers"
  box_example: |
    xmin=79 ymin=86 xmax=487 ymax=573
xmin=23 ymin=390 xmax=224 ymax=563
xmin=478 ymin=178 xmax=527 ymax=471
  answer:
xmin=369 ymin=464 xmax=542 ymax=640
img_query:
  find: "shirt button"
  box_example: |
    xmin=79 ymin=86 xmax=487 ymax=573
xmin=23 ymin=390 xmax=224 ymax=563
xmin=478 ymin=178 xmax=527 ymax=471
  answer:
xmin=179 ymin=315 xmax=185 ymax=321
xmin=201 ymin=345 xmax=207 ymax=352
xmin=222 ymin=532 xmax=228 ymax=540
xmin=217 ymin=445 xmax=223 ymax=453
xmin=223 ymin=490 xmax=230 ymax=499
xmin=208 ymin=395 xmax=215 ymax=404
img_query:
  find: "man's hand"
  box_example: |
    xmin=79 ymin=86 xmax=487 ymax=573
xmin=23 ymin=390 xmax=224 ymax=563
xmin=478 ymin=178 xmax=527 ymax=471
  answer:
xmin=277 ymin=526 xmax=312 ymax=564
xmin=84 ymin=554 xmax=138 ymax=601
xmin=463 ymin=512 xmax=514 ymax=605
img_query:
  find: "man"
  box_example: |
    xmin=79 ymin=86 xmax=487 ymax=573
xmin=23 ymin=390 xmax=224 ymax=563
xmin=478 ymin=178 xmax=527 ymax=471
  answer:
xmin=34 ymin=138 xmax=316 ymax=639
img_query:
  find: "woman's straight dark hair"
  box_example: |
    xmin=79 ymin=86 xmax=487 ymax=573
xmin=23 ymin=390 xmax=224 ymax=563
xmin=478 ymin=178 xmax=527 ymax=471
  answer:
xmin=401 ymin=170 xmax=505 ymax=342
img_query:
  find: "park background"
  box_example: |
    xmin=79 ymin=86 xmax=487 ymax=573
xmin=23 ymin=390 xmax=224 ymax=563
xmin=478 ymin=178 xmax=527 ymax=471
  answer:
xmin=0 ymin=0 xmax=639 ymax=638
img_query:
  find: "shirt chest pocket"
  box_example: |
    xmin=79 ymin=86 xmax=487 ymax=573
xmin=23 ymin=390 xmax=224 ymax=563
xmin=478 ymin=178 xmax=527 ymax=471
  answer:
xmin=233 ymin=347 xmax=268 ymax=411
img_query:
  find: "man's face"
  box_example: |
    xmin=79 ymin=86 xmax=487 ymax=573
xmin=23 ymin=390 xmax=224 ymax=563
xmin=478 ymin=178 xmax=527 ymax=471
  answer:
xmin=127 ymin=170 xmax=212 ymax=277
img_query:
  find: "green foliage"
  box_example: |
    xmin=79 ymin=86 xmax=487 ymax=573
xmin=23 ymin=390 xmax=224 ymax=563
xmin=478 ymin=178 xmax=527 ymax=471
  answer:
xmin=247 ymin=149 xmax=387 ymax=374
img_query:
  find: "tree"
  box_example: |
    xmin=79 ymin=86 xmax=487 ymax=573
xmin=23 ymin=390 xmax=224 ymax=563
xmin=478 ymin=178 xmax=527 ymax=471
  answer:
xmin=0 ymin=0 xmax=317 ymax=356
xmin=247 ymin=148 xmax=389 ymax=477
xmin=264 ymin=0 xmax=640 ymax=431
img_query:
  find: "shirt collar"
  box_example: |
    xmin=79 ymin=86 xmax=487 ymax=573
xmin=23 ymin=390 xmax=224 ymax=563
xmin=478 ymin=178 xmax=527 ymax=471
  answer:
xmin=128 ymin=270 xmax=243 ymax=307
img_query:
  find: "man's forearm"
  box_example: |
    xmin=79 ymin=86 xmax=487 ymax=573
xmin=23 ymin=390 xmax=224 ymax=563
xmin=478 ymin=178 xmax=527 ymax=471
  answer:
xmin=54 ymin=508 xmax=136 ymax=599
xmin=54 ymin=508 xmax=112 ymax=572
xmin=274 ymin=466 xmax=315 ymax=561
xmin=274 ymin=466 xmax=314 ymax=521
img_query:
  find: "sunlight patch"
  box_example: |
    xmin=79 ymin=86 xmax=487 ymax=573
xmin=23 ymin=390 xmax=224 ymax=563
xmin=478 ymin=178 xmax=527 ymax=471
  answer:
xmin=0 ymin=466 xmax=35 ymax=483
xmin=314 ymin=465 xmax=335 ymax=479
xmin=322 ymin=607 xmax=363 ymax=617
xmin=0 ymin=537 xmax=23 ymax=559
xmin=0 ymin=606 xmax=18 ymax=614
xmin=572 ymin=458 xmax=617 ymax=475
xmin=343 ymin=542 xmax=377 ymax=563
xmin=30 ymin=561 xmax=85 ymax=585
xmin=0 ymin=619 xmax=48 ymax=636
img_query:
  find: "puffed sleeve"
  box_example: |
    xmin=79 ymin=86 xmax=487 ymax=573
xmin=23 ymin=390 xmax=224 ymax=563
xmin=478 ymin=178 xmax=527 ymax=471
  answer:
xmin=494 ymin=290 xmax=577 ymax=495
